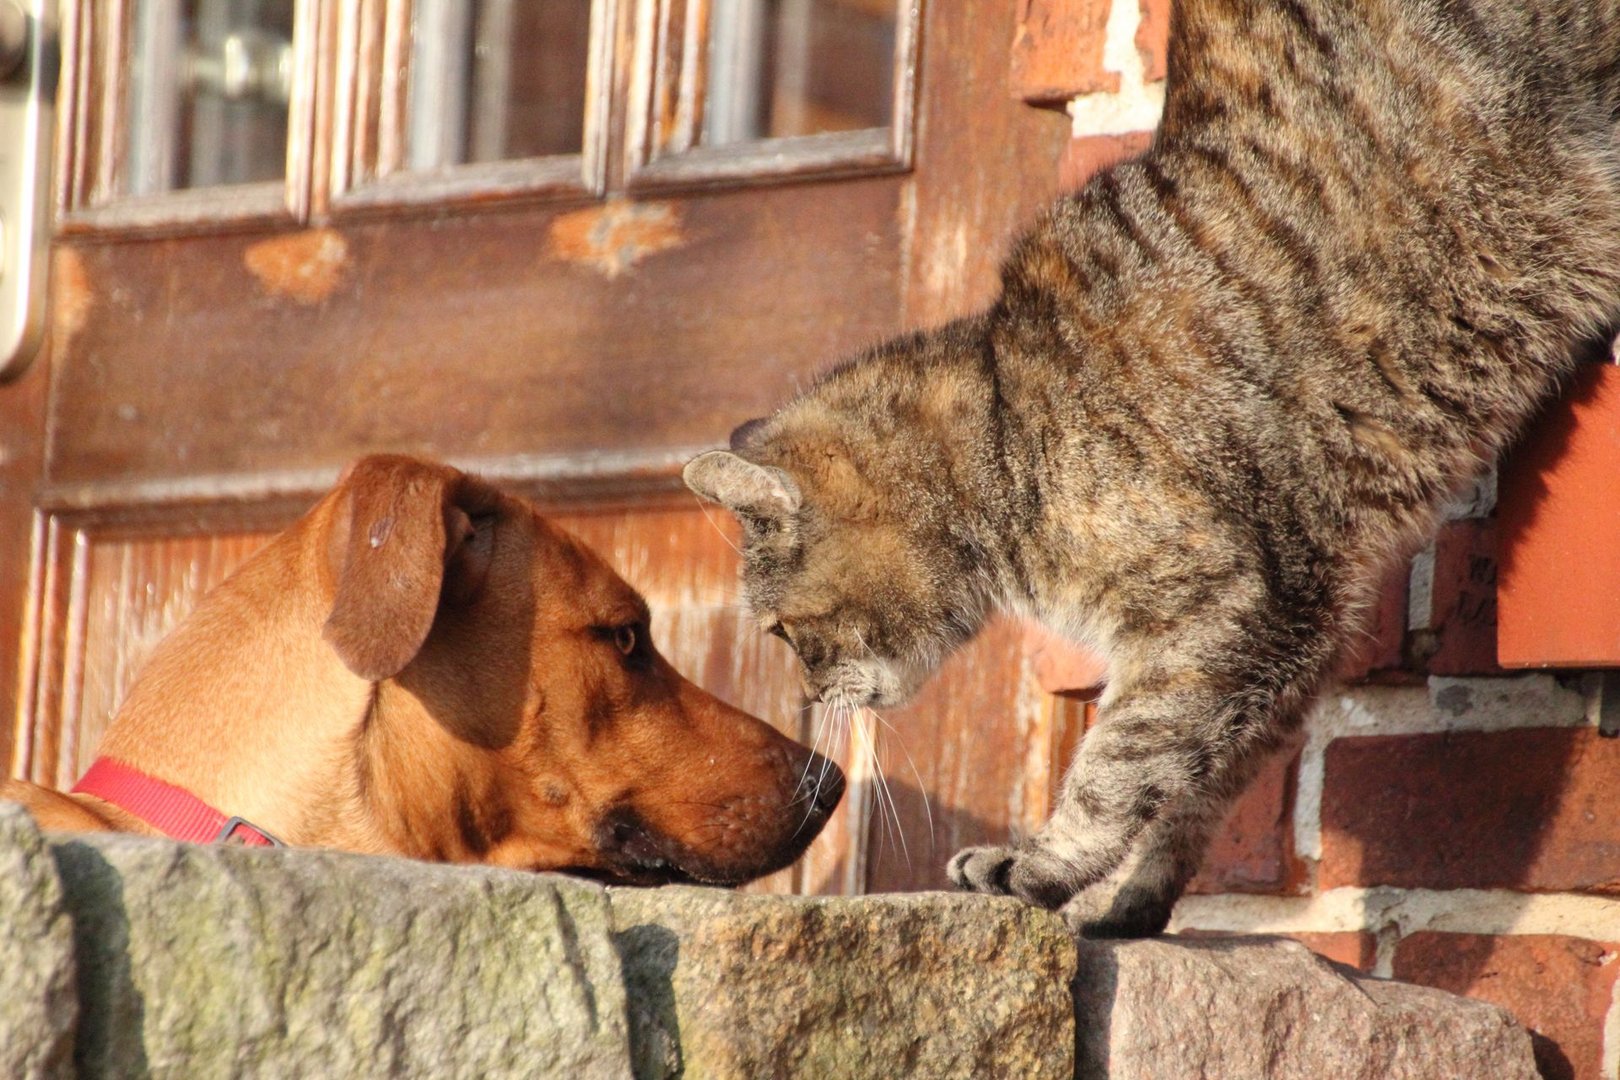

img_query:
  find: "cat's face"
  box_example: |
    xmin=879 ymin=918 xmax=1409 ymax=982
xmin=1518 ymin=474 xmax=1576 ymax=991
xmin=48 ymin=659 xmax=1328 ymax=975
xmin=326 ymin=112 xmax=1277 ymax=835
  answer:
xmin=684 ymin=429 xmax=980 ymax=708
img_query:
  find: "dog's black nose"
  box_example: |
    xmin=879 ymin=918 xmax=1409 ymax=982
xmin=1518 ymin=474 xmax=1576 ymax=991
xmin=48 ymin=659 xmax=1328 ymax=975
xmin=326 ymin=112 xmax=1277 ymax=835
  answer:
xmin=802 ymin=751 xmax=846 ymax=815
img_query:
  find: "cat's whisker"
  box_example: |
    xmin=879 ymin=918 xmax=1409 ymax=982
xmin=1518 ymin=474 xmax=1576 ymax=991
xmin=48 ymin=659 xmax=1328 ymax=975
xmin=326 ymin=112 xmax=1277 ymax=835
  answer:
xmin=867 ymin=707 xmax=934 ymax=853
xmin=798 ymin=696 xmax=838 ymax=796
xmin=821 ymin=696 xmax=851 ymax=789
xmin=801 ymin=694 xmax=852 ymax=834
xmin=796 ymin=701 xmax=835 ymax=835
xmin=855 ymin=705 xmax=910 ymax=869
xmin=801 ymin=697 xmax=852 ymax=836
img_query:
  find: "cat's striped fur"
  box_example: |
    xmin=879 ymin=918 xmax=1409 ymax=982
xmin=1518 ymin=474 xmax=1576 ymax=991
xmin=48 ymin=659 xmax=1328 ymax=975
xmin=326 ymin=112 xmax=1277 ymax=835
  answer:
xmin=684 ymin=0 xmax=1620 ymax=936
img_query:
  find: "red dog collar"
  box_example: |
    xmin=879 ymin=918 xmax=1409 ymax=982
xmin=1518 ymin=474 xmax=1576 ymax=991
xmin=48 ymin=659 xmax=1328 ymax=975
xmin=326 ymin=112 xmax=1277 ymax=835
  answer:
xmin=71 ymin=758 xmax=281 ymax=847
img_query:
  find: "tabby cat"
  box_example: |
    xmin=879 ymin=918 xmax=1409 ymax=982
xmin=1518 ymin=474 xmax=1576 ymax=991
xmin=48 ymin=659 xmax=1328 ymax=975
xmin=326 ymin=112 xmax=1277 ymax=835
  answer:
xmin=683 ymin=0 xmax=1620 ymax=936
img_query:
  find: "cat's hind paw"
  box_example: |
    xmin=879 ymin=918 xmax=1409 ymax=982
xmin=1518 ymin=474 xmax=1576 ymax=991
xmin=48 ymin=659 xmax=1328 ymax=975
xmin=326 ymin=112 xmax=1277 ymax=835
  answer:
xmin=946 ymin=843 xmax=1088 ymax=910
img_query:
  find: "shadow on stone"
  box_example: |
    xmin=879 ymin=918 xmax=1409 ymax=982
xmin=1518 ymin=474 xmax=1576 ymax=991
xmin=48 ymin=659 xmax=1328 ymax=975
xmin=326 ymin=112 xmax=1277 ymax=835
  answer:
xmin=614 ymin=922 xmax=683 ymax=1079
xmin=1071 ymin=937 xmax=1120 ymax=1080
xmin=1528 ymin=1031 xmax=1574 ymax=1080
xmin=49 ymin=841 xmax=150 ymax=1080
xmin=0 ymin=804 xmax=77 ymax=1079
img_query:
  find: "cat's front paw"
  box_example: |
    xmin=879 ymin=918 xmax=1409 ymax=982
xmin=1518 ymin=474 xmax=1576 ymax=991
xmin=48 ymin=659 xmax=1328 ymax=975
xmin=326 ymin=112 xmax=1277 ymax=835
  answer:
xmin=947 ymin=843 xmax=1088 ymax=910
xmin=1062 ymin=880 xmax=1176 ymax=939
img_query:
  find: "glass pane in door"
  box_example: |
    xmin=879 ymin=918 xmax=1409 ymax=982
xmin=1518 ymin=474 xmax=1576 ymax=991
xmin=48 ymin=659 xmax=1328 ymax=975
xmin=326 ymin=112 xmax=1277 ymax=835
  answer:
xmin=404 ymin=0 xmax=593 ymax=170
xmin=121 ymin=0 xmax=295 ymax=196
xmin=704 ymin=0 xmax=896 ymax=147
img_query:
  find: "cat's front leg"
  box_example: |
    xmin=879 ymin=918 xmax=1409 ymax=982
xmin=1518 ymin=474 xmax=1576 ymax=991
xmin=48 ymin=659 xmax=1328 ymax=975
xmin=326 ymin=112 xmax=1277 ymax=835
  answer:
xmin=945 ymin=723 xmax=1158 ymax=913
xmin=1058 ymin=767 xmax=1263 ymax=937
xmin=949 ymin=670 xmax=1297 ymax=929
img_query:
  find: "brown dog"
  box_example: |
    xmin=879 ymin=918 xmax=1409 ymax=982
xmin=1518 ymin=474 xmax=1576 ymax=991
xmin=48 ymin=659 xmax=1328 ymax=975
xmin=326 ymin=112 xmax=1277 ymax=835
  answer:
xmin=1 ymin=455 xmax=843 ymax=885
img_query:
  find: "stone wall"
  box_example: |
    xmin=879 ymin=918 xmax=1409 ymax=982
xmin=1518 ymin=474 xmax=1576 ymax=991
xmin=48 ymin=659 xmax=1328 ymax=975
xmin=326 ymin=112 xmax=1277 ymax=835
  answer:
xmin=0 ymin=805 xmax=1543 ymax=1079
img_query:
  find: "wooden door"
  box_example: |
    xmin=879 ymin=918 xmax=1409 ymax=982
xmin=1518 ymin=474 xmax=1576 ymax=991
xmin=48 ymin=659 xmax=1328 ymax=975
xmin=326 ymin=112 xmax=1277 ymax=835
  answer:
xmin=1 ymin=0 xmax=1071 ymax=895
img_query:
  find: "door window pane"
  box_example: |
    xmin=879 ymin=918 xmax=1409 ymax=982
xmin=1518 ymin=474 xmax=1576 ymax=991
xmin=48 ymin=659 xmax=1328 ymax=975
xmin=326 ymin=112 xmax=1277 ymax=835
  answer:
xmin=704 ymin=0 xmax=896 ymax=147
xmin=404 ymin=0 xmax=593 ymax=171
xmin=122 ymin=0 xmax=295 ymax=196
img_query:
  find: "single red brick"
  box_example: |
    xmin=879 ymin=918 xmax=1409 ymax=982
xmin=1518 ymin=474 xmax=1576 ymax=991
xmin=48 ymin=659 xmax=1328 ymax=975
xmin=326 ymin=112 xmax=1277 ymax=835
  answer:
xmin=1418 ymin=517 xmax=1502 ymax=677
xmin=1173 ymin=929 xmax=1375 ymax=972
xmin=1059 ymin=131 xmax=1155 ymax=190
xmin=1187 ymin=748 xmax=1298 ymax=894
xmin=1284 ymin=931 xmax=1378 ymax=972
xmin=1336 ymin=562 xmax=1408 ymax=682
xmin=1499 ymin=364 xmax=1620 ymax=668
xmin=1010 ymin=0 xmax=1118 ymax=105
xmin=1320 ymin=727 xmax=1620 ymax=892
xmin=1135 ymin=0 xmax=1172 ymax=82
xmin=1393 ymin=932 xmax=1620 ymax=1080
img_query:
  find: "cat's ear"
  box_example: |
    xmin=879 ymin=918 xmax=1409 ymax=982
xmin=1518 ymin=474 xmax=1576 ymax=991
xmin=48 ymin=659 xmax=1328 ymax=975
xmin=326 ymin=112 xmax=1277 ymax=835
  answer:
xmin=683 ymin=450 xmax=801 ymax=519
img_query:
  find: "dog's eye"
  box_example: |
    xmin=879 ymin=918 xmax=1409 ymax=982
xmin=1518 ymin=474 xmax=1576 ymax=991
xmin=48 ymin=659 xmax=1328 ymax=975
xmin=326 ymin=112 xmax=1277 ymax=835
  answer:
xmin=613 ymin=625 xmax=637 ymax=657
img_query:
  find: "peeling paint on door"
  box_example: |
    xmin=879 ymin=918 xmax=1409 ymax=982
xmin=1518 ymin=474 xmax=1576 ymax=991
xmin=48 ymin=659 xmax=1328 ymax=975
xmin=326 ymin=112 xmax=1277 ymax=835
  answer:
xmin=51 ymin=247 xmax=93 ymax=347
xmin=243 ymin=229 xmax=350 ymax=304
xmin=547 ymin=200 xmax=684 ymax=278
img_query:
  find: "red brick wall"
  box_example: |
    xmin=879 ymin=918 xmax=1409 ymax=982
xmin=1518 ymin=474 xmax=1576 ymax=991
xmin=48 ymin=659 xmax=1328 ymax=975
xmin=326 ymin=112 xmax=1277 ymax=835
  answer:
xmin=1017 ymin=3 xmax=1620 ymax=1077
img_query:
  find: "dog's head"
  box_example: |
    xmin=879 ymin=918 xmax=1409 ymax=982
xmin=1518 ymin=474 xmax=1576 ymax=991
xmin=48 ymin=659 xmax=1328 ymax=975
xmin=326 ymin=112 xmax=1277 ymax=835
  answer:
xmin=319 ymin=455 xmax=843 ymax=885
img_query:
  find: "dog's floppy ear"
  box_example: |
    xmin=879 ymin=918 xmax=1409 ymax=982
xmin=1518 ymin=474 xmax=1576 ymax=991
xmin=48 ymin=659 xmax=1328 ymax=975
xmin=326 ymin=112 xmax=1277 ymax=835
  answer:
xmin=322 ymin=455 xmax=486 ymax=681
xmin=683 ymin=450 xmax=800 ymax=520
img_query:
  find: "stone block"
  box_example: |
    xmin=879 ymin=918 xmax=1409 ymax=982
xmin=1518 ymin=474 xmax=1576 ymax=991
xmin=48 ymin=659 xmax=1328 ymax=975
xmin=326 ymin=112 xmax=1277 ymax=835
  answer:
xmin=0 ymin=806 xmax=76 ymax=1080
xmin=52 ymin=834 xmax=630 ymax=1079
xmin=1176 ymin=928 xmax=1378 ymax=973
xmin=610 ymin=887 xmax=1076 ymax=1079
xmin=1076 ymin=935 xmax=1539 ymax=1079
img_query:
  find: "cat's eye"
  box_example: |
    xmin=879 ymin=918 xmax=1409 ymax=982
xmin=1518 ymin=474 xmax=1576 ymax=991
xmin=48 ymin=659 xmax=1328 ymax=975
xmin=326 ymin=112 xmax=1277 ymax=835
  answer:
xmin=767 ymin=623 xmax=792 ymax=644
xmin=613 ymin=625 xmax=638 ymax=657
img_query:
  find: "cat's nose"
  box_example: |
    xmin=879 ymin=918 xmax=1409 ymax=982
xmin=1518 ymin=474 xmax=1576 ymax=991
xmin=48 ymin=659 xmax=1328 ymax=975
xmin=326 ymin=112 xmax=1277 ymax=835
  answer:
xmin=801 ymin=672 xmax=831 ymax=703
xmin=807 ymin=678 xmax=855 ymax=706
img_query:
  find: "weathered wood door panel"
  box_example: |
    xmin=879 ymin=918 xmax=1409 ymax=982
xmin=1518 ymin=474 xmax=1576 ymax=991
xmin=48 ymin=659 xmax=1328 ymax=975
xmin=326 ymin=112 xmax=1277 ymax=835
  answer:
xmin=4 ymin=0 xmax=1072 ymax=896
xmin=47 ymin=181 xmax=904 ymax=496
